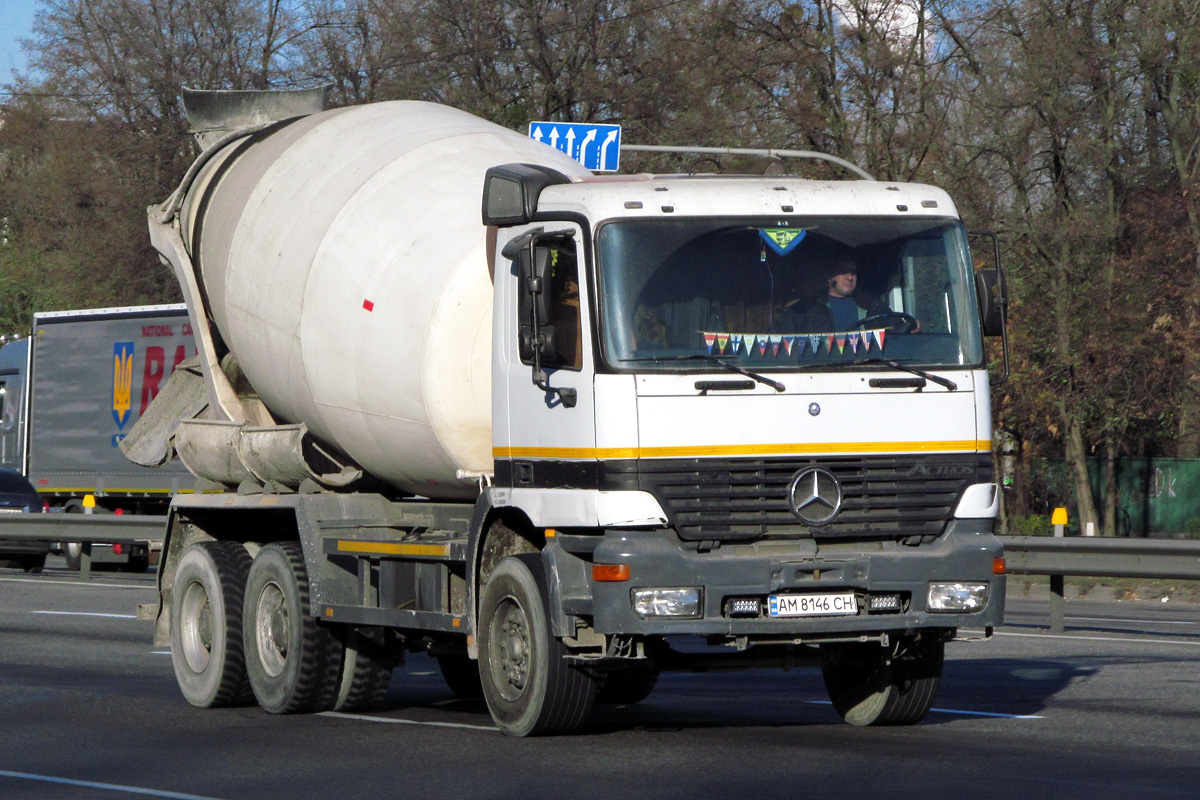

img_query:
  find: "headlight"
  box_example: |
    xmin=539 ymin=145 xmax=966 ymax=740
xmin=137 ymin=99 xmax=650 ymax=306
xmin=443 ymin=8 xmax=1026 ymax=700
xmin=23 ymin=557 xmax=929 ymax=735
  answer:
xmin=632 ymin=587 xmax=702 ymax=618
xmin=927 ymin=582 xmax=989 ymax=612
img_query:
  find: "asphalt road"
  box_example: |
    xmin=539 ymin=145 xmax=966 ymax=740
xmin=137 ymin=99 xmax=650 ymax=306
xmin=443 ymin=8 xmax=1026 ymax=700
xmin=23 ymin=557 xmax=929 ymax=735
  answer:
xmin=2 ymin=563 xmax=1199 ymax=799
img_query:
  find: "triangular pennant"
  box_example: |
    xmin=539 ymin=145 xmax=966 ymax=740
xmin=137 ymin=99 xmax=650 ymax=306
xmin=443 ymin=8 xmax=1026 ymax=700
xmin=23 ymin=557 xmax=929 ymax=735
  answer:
xmin=717 ymin=333 xmax=730 ymax=354
xmin=835 ymin=334 xmax=846 ymax=354
xmin=875 ymin=328 xmax=886 ymax=351
xmin=848 ymin=332 xmax=860 ymax=353
xmin=809 ymin=335 xmax=821 ymax=354
xmin=758 ymin=228 xmax=808 ymax=256
xmin=731 ymin=334 xmax=744 ymax=355
xmin=757 ymin=335 xmax=768 ymax=356
xmin=825 ymin=334 xmax=835 ymax=354
xmin=704 ymin=332 xmax=717 ymax=353
xmin=796 ymin=336 xmax=807 ymax=356
xmin=770 ymin=334 xmax=782 ymax=356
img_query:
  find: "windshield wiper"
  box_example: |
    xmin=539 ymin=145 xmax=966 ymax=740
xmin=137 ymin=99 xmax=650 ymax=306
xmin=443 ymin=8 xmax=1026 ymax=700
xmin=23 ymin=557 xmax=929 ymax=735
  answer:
xmin=855 ymin=358 xmax=958 ymax=391
xmin=623 ymin=354 xmax=786 ymax=392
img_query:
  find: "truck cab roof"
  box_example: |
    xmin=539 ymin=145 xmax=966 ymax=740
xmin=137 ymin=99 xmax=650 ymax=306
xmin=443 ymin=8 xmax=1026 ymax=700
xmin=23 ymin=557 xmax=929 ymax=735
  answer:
xmin=537 ymin=174 xmax=960 ymax=229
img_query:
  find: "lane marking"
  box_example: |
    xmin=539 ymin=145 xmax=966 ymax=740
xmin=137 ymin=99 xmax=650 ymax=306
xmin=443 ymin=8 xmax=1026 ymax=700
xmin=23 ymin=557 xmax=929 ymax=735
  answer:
xmin=319 ymin=711 xmax=495 ymax=732
xmin=0 ymin=769 xmax=227 ymax=800
xmin=804 ymin=700 xmax=1042 ymax=719
xmin=1064 ymin=615 xmax=1199 ymax=626
xmin=0 ymin=577 xmax=152 ymax=590
xmin=997 ymin=630 xmax=1200 ymax=647
xmin=31 ymin=610 xmax=138 ymax=619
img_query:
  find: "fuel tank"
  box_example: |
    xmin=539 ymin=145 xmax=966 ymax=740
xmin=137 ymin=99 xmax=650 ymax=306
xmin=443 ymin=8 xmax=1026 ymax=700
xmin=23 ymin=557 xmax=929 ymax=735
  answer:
xmin=172 ymin=100 xmax=589 ymax=498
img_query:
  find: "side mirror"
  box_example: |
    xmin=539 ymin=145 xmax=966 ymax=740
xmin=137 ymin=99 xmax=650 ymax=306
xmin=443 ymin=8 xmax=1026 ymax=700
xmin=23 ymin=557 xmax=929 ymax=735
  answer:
xmin=974 ymin=268 xmax=1007 ymax=337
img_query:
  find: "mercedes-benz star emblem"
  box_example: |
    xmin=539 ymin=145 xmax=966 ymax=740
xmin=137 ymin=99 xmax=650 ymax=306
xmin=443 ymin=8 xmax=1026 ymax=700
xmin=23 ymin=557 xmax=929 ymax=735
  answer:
xmin=787 ymin=468 xmax=843 ymax=526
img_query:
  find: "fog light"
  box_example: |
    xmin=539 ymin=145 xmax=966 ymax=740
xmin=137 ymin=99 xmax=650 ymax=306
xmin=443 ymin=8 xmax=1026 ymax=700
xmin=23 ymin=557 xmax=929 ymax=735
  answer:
xmin=727 ymin=597 xmax=761 ymax=617
xmin=869 ymin=593 xmax=902 ymax=612
xmin=632 ymin=587 xmax=702 ymax=618
xmin=928 ymin=582 xmax=989 ymax=612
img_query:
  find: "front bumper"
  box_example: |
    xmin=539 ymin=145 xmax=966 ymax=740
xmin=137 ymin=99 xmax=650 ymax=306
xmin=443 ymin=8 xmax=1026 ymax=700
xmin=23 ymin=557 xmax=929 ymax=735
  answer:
xmin=551 ymin=519 xmax=1004 ymax=638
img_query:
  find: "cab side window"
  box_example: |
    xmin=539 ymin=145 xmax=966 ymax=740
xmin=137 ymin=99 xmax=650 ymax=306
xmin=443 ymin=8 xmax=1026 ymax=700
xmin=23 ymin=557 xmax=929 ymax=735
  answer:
xmin=518 ymin=239 xmax=583 ymax=370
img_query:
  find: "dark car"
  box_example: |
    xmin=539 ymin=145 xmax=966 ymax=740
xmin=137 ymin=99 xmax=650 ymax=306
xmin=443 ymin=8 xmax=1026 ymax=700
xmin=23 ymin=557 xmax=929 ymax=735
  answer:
xmin=0 ymin=468 xmax=49 ymax=573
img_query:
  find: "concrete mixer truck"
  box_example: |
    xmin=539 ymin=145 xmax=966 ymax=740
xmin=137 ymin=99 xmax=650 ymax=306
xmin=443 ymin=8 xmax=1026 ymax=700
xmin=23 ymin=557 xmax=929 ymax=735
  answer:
xmin=135 ymin=86 xmax=1008 ymax=736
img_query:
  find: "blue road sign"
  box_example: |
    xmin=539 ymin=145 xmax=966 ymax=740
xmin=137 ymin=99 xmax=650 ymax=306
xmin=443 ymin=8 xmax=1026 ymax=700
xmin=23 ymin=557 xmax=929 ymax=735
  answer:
xmin=529 ymin=121 xmax=621 ymax=172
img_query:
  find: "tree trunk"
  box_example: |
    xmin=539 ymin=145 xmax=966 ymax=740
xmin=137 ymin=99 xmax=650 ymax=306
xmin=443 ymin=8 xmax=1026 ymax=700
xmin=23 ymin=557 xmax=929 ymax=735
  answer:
xmin=1065 ymin=418 xmax=1099 ymax=537
xmin=1103 ymin=437 xmax=1118 ymax=537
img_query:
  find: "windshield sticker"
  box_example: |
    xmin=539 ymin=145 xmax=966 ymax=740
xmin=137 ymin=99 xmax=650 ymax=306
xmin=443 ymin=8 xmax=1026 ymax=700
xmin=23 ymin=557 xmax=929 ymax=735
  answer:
xmin=759 ymin=228 xmax=807 ymax=256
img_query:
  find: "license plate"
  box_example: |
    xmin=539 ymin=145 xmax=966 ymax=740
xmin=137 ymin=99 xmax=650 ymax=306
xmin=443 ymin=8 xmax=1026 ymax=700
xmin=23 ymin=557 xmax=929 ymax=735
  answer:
xmin=767 ymin=592 xmax=858 ymax=617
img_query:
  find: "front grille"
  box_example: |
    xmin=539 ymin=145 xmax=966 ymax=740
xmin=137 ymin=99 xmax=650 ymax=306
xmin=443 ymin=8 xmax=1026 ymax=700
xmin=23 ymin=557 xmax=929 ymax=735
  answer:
xmin=635 ymin=453 xmax=989 ymax=542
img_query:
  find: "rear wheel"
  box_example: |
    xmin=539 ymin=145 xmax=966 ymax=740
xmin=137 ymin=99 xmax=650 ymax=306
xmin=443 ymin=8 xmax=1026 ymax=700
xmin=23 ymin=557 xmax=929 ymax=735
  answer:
xmin=332 ymin=629 xmax=397 ymax=712
xmin=822 ymin=636 xmax=944 ymax=726
xmin=478 ymin=555 xmax=595 ymax=736
xmin=170 ymin=541 xmax=253 ymax=707
xmin=243 ymin=542 xmax=343 ymax=714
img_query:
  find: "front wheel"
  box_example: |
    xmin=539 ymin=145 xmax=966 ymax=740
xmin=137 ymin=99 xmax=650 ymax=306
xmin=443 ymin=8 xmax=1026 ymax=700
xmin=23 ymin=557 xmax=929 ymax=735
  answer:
xmin=822 ymin=636 xmax=943 ymax=726
xmin=243 ymin=542 xmax=343 ymax=714
xmin=478 ymin=555 xmax=595 ymax=736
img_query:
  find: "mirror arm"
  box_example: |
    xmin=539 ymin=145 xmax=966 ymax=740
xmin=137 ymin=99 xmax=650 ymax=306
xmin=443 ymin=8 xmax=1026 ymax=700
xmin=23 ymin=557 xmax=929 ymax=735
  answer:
xmin=524 ymin=236 xmax=578 ymax=409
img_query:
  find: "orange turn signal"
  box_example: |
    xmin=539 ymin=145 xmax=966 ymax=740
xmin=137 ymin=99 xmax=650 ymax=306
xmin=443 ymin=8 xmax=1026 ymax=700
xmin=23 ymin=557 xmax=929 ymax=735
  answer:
xmin=593 ymin=563 xmax=631 ymax=582
xmin=993 ymin=557 xmax=1007 ymax=575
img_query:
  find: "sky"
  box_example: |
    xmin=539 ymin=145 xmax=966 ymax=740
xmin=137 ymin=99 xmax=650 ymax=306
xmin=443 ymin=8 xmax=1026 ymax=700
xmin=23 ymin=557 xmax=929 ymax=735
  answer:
xmin=1 ymin=0 xmax=39 ymax=83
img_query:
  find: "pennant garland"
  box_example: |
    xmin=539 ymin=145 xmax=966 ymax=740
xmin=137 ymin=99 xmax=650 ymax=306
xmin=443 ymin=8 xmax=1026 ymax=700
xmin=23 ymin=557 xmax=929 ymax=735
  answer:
xmin=691 ymin=328 xmax=889 ymax=359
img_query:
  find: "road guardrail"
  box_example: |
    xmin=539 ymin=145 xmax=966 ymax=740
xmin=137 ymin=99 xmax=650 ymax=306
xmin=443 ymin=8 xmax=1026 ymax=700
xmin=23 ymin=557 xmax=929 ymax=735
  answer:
xmin=0 ymin=513 xmax=167 ymax=580
xmin=998 ymin=535 xmax=1200 ymax=632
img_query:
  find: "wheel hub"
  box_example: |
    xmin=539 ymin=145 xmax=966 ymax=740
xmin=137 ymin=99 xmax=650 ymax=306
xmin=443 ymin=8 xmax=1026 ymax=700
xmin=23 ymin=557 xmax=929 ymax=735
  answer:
xmin=179 ymin=580 xmax=214 ymax=673
xmin=255 ymin=582 xmax=290 ymax=677
xmin=496 ymin=599 xmax=530 ymax=699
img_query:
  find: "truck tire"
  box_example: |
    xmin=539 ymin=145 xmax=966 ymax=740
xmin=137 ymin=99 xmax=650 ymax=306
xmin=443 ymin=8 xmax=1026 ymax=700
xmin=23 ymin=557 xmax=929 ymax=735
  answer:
xmin=596 ymin=665 xmax=660 ymax=705
xmin=821 ymin=636 xmax=943 ymax=726
xmin=122 ymin=553 xmax=150 ymax=573
xmin=63 ymin=541 xmax=83 ymax=572
xmin=20 ymin=554 xmax=47 ymax=574
xmin=243 ymin=541 xmax=343 ymax=714
xmin=437 ymin=653 xmax=484 ymax=699
xmin=478 ymin=555 xmax=595 ymax=736
xmin=333 ymin=629 xmax=396 ymax=712
xmin=170 ymin=541 xmax=253 ymax=708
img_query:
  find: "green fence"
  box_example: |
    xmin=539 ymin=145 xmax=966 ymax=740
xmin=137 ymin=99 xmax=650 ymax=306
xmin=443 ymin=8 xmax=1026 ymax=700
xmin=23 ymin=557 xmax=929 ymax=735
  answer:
xmin=1020 ymin=458 xmax=1200 ymax=537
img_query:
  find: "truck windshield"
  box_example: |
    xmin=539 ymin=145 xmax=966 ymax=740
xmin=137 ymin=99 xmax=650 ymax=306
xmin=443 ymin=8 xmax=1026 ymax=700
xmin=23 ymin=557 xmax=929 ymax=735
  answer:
xmin=595 ymin=217 xmax=983 ymax=372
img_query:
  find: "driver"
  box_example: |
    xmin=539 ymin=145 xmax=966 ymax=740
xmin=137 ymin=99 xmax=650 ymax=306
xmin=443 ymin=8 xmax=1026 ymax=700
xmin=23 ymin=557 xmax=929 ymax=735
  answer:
xmin=811 ymin=255 xmax=884 ymax=330
xmin=784 ymin=253 xmax=919 ymax=333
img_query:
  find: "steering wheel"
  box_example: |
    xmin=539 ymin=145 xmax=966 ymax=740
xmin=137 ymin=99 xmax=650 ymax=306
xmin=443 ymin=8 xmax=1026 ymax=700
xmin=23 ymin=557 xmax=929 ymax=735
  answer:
xmin=852 ymin=312 xmax=919 ymax=334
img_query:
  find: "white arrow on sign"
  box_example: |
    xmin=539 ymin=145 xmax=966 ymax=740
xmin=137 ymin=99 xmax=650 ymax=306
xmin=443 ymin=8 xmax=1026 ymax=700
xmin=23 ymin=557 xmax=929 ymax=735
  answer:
xmin=579 ymin=129 xmax=597 ymax=165
xmin=600 ymin=129 xmax=619 ymax=170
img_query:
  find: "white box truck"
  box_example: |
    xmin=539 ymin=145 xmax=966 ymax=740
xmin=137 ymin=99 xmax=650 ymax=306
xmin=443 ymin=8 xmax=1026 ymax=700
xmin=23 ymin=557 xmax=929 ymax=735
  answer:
xmin=0 ymin=305 xmax=195 ymax=570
